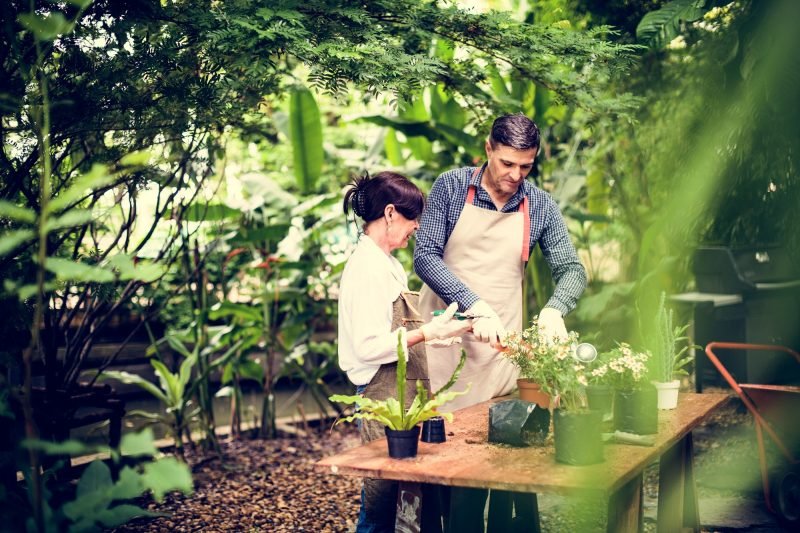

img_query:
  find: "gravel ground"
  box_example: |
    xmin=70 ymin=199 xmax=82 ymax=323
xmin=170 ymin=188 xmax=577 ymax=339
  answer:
xmin=112 ymin=393 xmax=781 ymax=533
xmin=113 ymin=424 xmax=363 ymax=533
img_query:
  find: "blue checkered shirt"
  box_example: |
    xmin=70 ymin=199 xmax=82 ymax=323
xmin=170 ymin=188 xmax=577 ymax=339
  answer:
xmin=413 ymin=166 xmax=587 ymax=315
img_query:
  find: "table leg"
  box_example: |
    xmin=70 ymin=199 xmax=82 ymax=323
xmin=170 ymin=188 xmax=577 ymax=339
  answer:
xmin=486 ymin=490 xmax=540 ymax=533
xmin=396 ymin=482 xmax=423 ymax=533
xmin=512 ymin=492 xmax=540 ymax=533
xmin=487 ymin=490 xmax=512 ymax=532
xmin=445 ymin=487 xmax=488 ymax=533
xmin=421 ymin=484 xmax=445 ymax=533
xmin=657 ymin=433 xmax=700 ymax=533
xmin=607 ymin=473 xmax=643 ymax=533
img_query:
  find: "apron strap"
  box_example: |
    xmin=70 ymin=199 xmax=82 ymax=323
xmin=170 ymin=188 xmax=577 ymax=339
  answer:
xmin=520 ymin=196 xmax=530 ymax=262
xmin=465 ymin=166 xmax=481 ymax=205
xmin=466 ymin=165 xmax=530 ymax=262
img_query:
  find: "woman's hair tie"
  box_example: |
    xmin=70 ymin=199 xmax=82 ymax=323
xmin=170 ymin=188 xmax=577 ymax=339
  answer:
xmin=355 ymin=188 xmax=367 ymax=218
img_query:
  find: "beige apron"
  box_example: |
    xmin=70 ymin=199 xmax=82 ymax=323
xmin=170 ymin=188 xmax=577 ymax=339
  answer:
xmin=420 ymin=166 xmax=529 ymax=411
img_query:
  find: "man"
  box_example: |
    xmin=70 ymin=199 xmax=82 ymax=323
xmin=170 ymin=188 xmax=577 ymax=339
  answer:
xmin=414 ymin=113 xmax=587 ymax=532
xmin=414 ymin=112 xmax=587 ymax=409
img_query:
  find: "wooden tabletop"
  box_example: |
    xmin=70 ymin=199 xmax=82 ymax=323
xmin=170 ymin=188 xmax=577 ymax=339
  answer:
xmin=316 ymin=392 xmax=729 ymax=496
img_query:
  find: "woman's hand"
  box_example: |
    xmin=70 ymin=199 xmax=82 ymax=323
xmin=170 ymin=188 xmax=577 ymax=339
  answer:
xmin=420 ymin=302 xmax=473 ymax=341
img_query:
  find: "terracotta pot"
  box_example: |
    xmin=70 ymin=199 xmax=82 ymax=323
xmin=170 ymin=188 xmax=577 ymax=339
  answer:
xmin=653 ymin=380 xmax=680 ymax=410
xmin=516 ymin=379 xmax=550 ymax=408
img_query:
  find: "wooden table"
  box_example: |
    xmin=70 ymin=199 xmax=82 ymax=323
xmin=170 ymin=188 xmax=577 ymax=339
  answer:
xmin=316 ymin=392 xmax=729 ymax=532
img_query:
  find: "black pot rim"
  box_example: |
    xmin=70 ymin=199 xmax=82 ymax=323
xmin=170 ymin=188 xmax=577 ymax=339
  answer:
xmin=385 ymin=425 xmax=421 ymax=437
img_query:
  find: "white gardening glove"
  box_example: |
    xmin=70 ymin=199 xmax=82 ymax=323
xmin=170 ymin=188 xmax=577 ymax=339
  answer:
xmin=420 ymin=302 xmax=473 ymax=342
xmin=425 ymin=336 xmax=463 ymax=347
xmin=538 ymin=307 xmax=568 ymax=344
xmin=467 ymin=300 xmax=506 ymax=348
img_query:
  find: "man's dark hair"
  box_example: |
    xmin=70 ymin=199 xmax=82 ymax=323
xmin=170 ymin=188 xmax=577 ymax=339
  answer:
xmin=489 ymin=113 xmax=540 ymax=151
xmin=343 ymin=171 xmax=425 ymax=223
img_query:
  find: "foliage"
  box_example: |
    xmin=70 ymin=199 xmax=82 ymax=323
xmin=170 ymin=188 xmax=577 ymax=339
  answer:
xmin=553 ymin=0 xmax=800 ymax=353
xmin=100 ymin=329 xmax=241 ymax=458
xmin=288 ymin=86 xmax=324 ymax=194
xmin=594 ymin=343 xmax=651 ymax=390
xmin=330 ymin=333 xmax=470 ymax=431
xmin=636 ymin=0 xmax=712 ymax=49
xmin=502 ymin=318 xmax=586 ymax=411
xmin=204 ymin=186 xmax=347 ymax=437
xmin=2 ymin=0 xmax=201 ymax=406
xmin=19 ymin=429 xmax=191 ymax=532
xmin=648 ymin=291 xmax=694 ymax=382
xmin=502 ymin=318 xmax=579 ymax=384
xmin=1 ymin=0 xmax=642 ymax=398
xmin=281 ymin=340 xmax=347 ymax=419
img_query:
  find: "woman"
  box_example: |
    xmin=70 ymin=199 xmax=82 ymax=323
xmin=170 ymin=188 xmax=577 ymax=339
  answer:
xmin=338 ymin=171 xmax=471 ymax=532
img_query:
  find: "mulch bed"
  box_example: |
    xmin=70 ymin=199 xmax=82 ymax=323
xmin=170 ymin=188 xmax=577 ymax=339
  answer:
xmin=113 ymin=392 xmax=767 ymax=533
xmin=113 ymin=425 xmax=363 ymax=533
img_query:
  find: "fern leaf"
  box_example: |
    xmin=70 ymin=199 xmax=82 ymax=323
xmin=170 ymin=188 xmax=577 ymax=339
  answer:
xmin=434 ymin=348 xmax=468 ymax=396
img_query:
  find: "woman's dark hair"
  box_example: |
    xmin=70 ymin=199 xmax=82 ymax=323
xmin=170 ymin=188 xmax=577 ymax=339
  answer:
xmin=489 ymin=113 xmax=540 ymax=151
xmin=343 ymin=171 xmax=425 ymax=223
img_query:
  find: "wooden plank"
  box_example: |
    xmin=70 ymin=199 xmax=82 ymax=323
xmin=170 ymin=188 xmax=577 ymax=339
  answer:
xmin=656 ymin=433 xmax=700 ymax=533
xmin=682 ymin=434 xmax=700 ymax=531
xmin=606 ymin=474 xmax=643 ymax=533
xmin=316 ymin=393 xmax=729 ymax=496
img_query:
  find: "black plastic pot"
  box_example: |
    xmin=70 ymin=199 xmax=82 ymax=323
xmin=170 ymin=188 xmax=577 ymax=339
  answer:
xmin=614 ymin=386 xmax=658 ymax=435
xmin=385 ymin=426 xmax=421 ymax=458
xmin=421 ymin=416 xmax=446 ymax=443
xmin=586 ymin=384 xmax=614 ymax=421
xmin=553 ymin=409 xmax=604 ymax=466
xmin=488 ymin=399 xmax=550 ymax=447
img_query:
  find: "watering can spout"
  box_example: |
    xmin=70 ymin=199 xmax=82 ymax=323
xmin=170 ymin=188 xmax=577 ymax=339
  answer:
xmin=572 ymin=342 xmax=598 ymax=363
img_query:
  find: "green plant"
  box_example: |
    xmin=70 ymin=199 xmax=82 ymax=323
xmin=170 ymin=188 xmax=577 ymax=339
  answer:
xmin=597 ymin=343 xmax=651 ymax=390
xmin=636 ymin=0 xmax=711 ymax=49
xmin=502 ymin=318 xmax=581 ymax=384
xmin=650 ymin=291 xmax=695 ymax=382
xmin=100 ymin=329 xmax=241 ymax=459
xmin=502 ymin=319 xmax=587 ymax=411
xmin=282 ymin=340 xmax=347 ymax=420
xmin=21 ymin=428 xmax=192 ymax=532
xmin=329 ymin=333 xmax=470 ymax=430
xmin=583 ymin=348 xmax=614 ymax=387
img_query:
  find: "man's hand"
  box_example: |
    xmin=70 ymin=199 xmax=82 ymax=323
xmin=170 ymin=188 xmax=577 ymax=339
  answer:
xmin=538 ymin=307 xmax=568 ymax=344
xmin=420 ymin=302 xmax=473 ymax=342
xmin=467 ymin=300 xmax=506 ymax=348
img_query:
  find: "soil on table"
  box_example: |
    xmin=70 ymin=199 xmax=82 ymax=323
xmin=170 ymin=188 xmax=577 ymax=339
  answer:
xmin=112 ymin=393 xmax=780 ymax=533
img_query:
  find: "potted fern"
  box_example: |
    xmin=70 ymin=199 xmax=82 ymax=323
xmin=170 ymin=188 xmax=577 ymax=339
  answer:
xmin=650 ymin=292 xmax=694 ymax=410
xmin=330 ymin=333 xmax=470 ymax=458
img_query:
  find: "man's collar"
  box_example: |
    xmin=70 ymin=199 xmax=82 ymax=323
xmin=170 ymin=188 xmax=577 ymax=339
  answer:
xmin=471 ymin=163 xmax=527 ymax=210
xmin=469 ymin=163 xmax=487 ymax=187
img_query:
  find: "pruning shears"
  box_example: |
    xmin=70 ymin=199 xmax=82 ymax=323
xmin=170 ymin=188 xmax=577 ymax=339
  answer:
xmin=432 ymin=310 xmax=485 ymax=320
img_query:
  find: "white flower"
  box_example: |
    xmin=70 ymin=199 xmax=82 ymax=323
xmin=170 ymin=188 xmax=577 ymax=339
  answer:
xmin=667 ymin=35 xmax=687 ymax=50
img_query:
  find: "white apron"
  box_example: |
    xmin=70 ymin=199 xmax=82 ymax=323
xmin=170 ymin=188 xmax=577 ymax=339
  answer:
xmin=419 ymin=166 xmax=530 ymax=411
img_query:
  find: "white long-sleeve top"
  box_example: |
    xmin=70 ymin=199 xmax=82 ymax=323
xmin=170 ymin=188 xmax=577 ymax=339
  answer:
xmin=337 ymin=235 xmax=410 ymax=386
